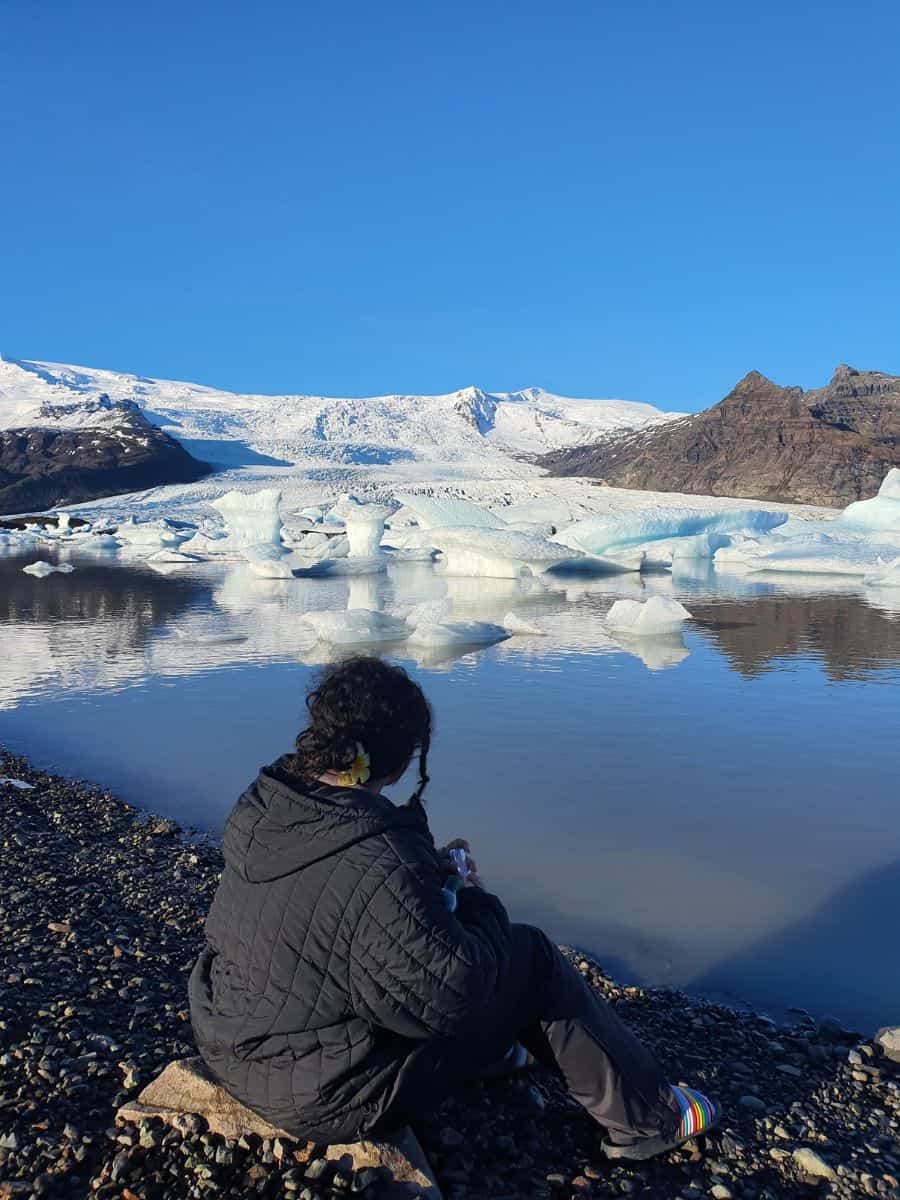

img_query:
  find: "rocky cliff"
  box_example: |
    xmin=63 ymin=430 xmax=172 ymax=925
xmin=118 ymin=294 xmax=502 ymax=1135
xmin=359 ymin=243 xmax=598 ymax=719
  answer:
xmin=0 ymin=397 xmax=213 ymax=514
xmin=541 ymin=365 xmax=900 ymax=507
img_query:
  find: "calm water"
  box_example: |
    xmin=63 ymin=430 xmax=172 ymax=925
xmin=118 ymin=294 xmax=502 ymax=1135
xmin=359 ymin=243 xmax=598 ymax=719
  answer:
xmin=2 ymin=544 xmax=899 ymax=1032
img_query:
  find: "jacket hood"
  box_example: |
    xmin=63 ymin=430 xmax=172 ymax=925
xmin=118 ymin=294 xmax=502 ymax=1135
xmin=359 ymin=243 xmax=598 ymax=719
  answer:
xmin=222 ymin=757 xmax=431 ymax=883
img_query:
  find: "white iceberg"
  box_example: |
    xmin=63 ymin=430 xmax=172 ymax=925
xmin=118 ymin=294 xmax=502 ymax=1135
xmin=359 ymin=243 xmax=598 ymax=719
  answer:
xmin=406 ymin=620 xmax=511 ymax=649
xmin=116 ymin=517 xmax=187 ymax=551
xmin=22 ymin=561 xmax=75 ymax=578
xmin=838 ymin=469 xmax=900 ymax=532
xmin=184 ymin=487 xmax=284 ymax=553
xmin=606 ymin=596 xmax=692 ymax=635
xmin=502 ymin=612 xmax=546 ymax=636
xmin=242 ymin=543 xmax=296 ymax=579
xmin=147 ymin=549 xmax=202 ymax=565
xmin=740 ymin=533 xmax=892 ymax=577
xmin=396 ymin=494 xmax=505 ymax=531
xmin=863 ymin=556 xmax=900 ymax=589
xmin=557 ymin=507 xmax=788 ymax=557
xmin=328 ymin=496 xmax=394 ymax=558
xmin=432 ymin=527 xmax=585 ymax=579
xmin=292 ymin=531 xmax=351 ymax=561
xmin=301 ymin=609 xmax=409 ymax=646
xmin=493 ymin=498 xmax=586 ymax=530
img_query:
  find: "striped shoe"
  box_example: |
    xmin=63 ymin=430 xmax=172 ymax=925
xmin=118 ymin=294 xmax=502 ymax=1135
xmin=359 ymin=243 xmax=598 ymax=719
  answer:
xmin=602 ymin=1083 xmax=721 ymax=1161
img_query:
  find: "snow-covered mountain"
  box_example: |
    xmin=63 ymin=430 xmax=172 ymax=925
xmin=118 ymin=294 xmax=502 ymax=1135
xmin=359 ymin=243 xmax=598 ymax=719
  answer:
xmin=0 ymin=356 xmax=681 ymax=475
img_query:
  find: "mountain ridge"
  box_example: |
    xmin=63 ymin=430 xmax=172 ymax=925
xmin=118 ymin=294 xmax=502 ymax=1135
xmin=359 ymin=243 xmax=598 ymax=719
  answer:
xmin=0 ymin=356 xmax=681 ymax=494
xmin=541 ymin=365 xmax=900 ymax=507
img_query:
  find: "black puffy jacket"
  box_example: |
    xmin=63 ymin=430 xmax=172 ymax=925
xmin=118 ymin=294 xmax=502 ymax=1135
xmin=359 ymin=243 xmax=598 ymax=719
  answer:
xmin=189 ymin=759 xmax=512 ymax=1140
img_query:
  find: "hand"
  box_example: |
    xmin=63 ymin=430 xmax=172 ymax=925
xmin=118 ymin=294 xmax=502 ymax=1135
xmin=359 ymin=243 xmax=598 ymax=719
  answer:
xmin=438 ymin=839 xmax=483 ymax=888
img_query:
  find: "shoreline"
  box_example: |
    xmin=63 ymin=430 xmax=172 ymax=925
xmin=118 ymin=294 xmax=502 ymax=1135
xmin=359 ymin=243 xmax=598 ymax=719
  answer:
xmin=1 ymin=749 xmax=898 ymax=1199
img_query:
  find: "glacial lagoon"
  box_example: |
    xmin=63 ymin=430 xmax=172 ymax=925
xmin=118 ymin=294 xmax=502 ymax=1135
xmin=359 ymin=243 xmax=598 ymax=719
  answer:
xmin=1 ymin=546 xmax=899 ymax=1032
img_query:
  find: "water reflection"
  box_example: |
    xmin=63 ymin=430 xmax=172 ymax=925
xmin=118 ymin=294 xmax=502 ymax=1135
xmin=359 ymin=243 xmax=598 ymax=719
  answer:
xmin=1 ymin=546 xmax=899 ymax=1029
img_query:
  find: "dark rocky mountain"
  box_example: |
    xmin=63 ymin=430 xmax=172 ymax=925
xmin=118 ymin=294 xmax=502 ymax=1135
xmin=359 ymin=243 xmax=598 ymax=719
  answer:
xmin=541 ymin=365 xmax=900 ymax=507
xmin=0 ymin=397 xmax=213 ymax=515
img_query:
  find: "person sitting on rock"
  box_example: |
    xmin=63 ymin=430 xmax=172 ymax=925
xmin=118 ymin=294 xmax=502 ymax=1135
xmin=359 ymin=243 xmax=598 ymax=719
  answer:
xmin=189 ymin=655 xmax=719 ymax=1160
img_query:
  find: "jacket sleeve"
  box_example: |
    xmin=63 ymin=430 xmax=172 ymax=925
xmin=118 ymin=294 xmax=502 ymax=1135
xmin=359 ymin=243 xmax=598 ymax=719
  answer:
xmin=349 ymin=858 xmax=512 ymax=1039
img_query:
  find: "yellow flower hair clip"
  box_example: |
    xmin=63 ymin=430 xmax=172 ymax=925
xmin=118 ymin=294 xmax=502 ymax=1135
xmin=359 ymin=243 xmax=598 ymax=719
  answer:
xmin=335 ymin=743 xmax=371 ymax=788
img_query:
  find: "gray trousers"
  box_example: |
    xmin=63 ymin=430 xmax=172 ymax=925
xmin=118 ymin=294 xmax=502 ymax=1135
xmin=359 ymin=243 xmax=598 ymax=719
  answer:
xmin=372 ymin=924 xmax=680 ymax=1142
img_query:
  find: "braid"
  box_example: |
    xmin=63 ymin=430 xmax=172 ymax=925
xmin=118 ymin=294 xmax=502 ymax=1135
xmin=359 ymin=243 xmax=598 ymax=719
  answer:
xmin=408 ymin=715 xmax=431 ymax=807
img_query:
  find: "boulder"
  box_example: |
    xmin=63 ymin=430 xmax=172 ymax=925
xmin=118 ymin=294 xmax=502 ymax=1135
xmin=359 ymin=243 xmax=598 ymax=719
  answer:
xmin=116 ymin=1057 xmax=441 ymax=1198
xmin=876 ymin=1025 xmax=900 ymax=1063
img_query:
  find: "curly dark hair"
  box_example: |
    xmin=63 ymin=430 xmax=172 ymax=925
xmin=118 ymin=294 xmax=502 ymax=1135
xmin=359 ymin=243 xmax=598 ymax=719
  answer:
xmin=291 ymin=656 xmax=433 ymax=804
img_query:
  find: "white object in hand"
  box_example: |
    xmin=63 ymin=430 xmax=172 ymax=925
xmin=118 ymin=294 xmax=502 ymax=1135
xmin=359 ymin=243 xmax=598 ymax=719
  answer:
xmin=449 ymin=847 xmax=471 ymax=881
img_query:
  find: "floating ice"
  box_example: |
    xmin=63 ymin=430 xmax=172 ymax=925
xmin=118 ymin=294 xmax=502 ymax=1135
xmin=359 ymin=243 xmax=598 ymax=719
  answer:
xmin=147 ymin=549 xmax=202 ymax=565
xmin=242 ymin=543 xmax=296 ymax=578
xmin=299 ymin=505 xmax=326 ymax=522
xmin=84 ymin=533 xmax=120 ymax=551
xmin=329 ymin=496 xmax=394 ymax=558
xmin=864 ymin=557 xmax=900 ymax=589
xmin=292 ymin=555 xmax=387 ymax=577
xmin=406 ymin=620 xmax=511 ymax=649
xmin=737 ymin=534 xmax=892 ymax=577
xmin=432 ymin=526 xmax=581 ymax=579
xmin=291 ymin=531 xmax=351 ymax=561
xmin=493 ymin=498 xmax=585 ymax=530
xmin=606 ymin=596 xmax=692 ymax=634
xmin=55 ymin=512 xmax=72 ymax=533
xmin=116 ymin=517 xmax=187 ymax=551
xmin=557 ymin=507 xmax=788 ymax=556
xmin=838 ymin=469 xmax=900 ymax=532
xmin=22 ymin=561 xmax=75 ymax=578
xmin=396 ymin=494 xmax=505 ymax=530
xmin=205 ymin=487 xmax=283 ymax=550
xmin=301 ymin=609 xmax=409 ymax=645
xmin=502 ymin=612 xmax=545 ymax=636
xmin=381 ymin=525 xmax=437 ymax=553
xmin=0 ymin=777 xmax=35 ymax=790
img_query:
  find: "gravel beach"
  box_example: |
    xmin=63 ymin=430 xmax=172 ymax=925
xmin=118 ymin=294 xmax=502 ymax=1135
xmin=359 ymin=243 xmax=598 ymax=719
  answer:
xmin=1 ymin=750 xmax=898 ymax=1200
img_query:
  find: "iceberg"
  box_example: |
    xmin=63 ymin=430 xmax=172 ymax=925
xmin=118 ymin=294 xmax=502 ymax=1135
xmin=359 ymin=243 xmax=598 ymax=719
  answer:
xmin=147 ymin=549 xmax=202 ymax=565
xmin=738 ymin=533 xmax=892 ymax=577
xmin=606 ymin=596 xmax=692 ymax=635
xmin=557 ymin=507 xmax=788 ymax=557
xmin=502 ymin=612 xmax=545 ymax=636
xmin=328 ymin=496 xmax=394 ymax=558
xmin=864 ymin=557 xmax=900 ymax=589
xmin=301 ymin=609 xmax=409 ymax=646
xmin=406 ymin=620 xmax=510 ymax=649
xmin=838 ymin=469 xmax=900 ymax=532
xmin=432 ymin=527 xmax=584 ymax=579
xmin=396 ymin=494 xmax=505 ymax=531
xmin=201 ymin=488 xmax=283 ymax=551
xmin=22 ymin=561 xmax=75 ymax=577
xmin=292 ymin=531 xmax=351 ymax=561
xmin=241 ymin=543 xmax=297 ymax=578
xmin=116 ymin=517 xmax=187 ymax=551
xmin=493 ymin=498 xmax=586 ymax=530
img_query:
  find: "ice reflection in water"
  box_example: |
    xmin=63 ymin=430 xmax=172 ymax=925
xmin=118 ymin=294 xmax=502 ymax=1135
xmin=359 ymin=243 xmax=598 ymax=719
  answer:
xmin=1 ymin=545 xmax=899 ymax=1030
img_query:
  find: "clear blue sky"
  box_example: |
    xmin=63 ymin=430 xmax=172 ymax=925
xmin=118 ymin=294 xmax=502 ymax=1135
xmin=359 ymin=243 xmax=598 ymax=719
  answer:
xmin=2 ymin=1 xmax=898 ymax=411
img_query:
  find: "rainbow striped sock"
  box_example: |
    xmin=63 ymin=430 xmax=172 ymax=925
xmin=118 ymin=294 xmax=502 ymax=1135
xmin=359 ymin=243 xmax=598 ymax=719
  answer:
xmin=670 ymin=1084 xmax=717 ymax=1139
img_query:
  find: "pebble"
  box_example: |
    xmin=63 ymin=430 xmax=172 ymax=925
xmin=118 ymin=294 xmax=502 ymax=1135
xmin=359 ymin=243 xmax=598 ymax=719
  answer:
xmin=792 ymin=1146 xmax=837 ymax=1180
xmin=2 ymin=749 xmax=899 ymax=1200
